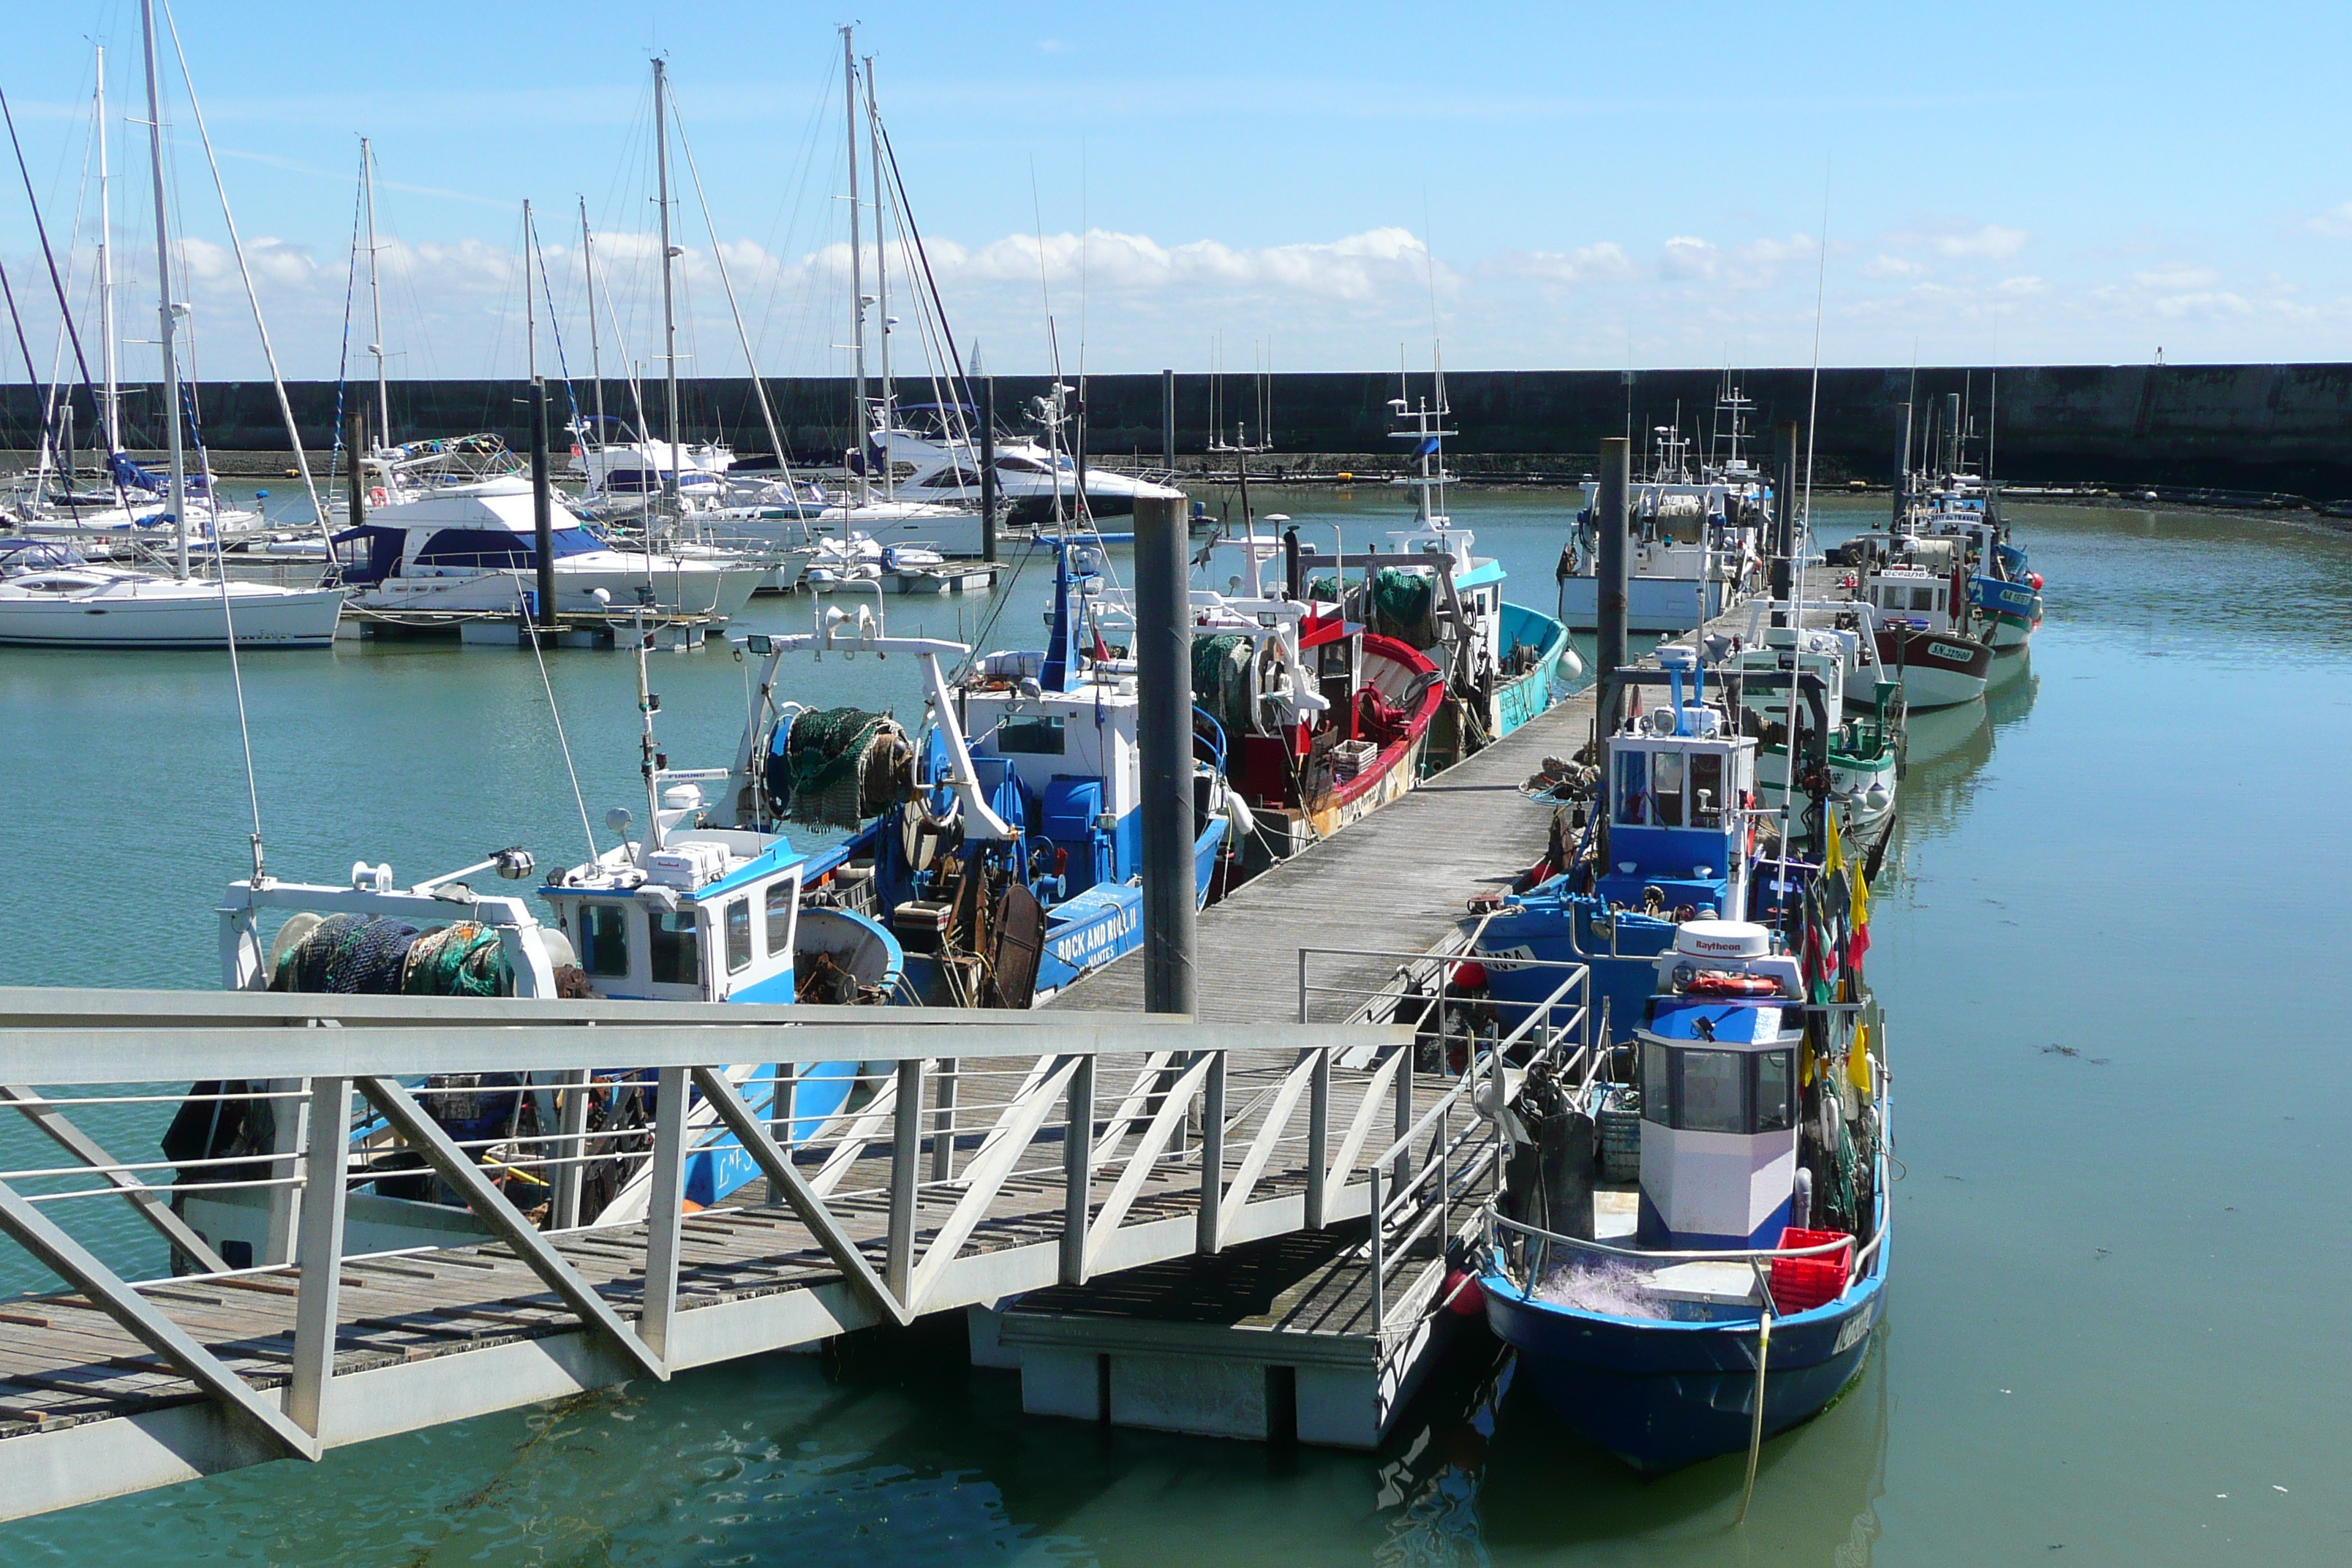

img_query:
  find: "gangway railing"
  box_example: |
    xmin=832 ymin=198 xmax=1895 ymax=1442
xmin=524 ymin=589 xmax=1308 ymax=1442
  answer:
xmin=0 ymin=987 xmax=1407 ymax=1516
xmin=1290 ymin=948 xmax=1594 ymax=1346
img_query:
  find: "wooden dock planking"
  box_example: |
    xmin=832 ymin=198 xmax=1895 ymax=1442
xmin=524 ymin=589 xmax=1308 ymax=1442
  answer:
xmin=1049 ymin=689 xmax=1598 ymax=1023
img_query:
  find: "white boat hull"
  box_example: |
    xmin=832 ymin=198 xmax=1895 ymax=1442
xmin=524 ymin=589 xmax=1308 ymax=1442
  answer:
xmin=349 ymin=557 xmax=761 ymax=621
xmin=0 ymin=580 xmax=344 ymax=648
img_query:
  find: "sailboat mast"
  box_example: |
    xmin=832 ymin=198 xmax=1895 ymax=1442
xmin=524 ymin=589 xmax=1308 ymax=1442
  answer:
xmin=581 ymin=196 xmax=604 ymax=439
xmin=363 ymin=136 xmax=388 ymax=442
xmin=653 ymin=59 xmax=680 ymax=506
xmin=138 ymin=0 xmax=186 ymax=581
xmin=95 ymin=46 xmax=120 ymax=453
xmin=522 ymin=197 xmax=536 ymax=380
xmin=866 ymin=53 xmax=892 ymax=500
xmin=840 ymin=26 xmax=868 ymax=505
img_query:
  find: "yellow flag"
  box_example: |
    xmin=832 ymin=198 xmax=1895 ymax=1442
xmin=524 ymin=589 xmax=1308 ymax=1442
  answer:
xmin=1847 ymin=1022 xmax=1872 ymax=1099
xmin=1852 ymin=864 xmax=1870 ymax=931
xmin=1825 ymin=806 xmax=1844 ymax=878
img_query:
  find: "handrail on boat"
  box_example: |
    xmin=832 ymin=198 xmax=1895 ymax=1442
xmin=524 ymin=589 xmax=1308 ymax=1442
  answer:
xmin=1485 ymin=1205 xmax=1858 ymax=1266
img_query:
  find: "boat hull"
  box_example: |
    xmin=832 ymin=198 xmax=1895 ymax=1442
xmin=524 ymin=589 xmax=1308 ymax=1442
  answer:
xmin=0 ymin=583 xmax=344 ymax=648
xmin=1872 ymin=626 xmax=1991 ymax=709
xmin=1481 ymin=1263 xmax=1886 ymax=1473
xmin=350 ymin=559 xmax=760 ymax=622
xmin=1492 ymin=602 xmax=1572 ymax=741
xmin=1756 ymin=745 xmax=1898 ymax=834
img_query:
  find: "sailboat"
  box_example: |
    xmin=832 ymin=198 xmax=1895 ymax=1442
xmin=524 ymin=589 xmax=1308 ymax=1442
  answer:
xmin=0 ymin=5 xmax=341 ymax=649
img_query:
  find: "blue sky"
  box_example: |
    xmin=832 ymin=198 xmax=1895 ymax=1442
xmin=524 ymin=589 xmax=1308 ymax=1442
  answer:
xmin=4 ymin=0 xmax=2351 ymax=382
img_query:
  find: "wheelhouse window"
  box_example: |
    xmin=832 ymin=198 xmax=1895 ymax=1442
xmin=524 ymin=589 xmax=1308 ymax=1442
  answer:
xmin=1651 ymin=750 xmax=1686 ymax=828
xmin=997 ymin=714 xmax=1066 ymax=755
xmin=724 ymin=898 xmax=753 ymax=974
xmin=1614 ymin=748 xmax=1648 ymax=826
xmin=765 ymin=881 xmax=794 ymax=956
xmin=649 ymin=911 xmax=701 ymax=986
xmin=581 ymin=902 xmax=630 ymax=979
xmin=1911 ymin=586 xmax=1934 ymax=611
xmin=1676 ymin=1048 xmax=1746 ymax=1134
xmin=1642 ymin=1044 xmax=1801 ymax=1134
xmin=1690 ymin=753 xmax=1725 ymax=828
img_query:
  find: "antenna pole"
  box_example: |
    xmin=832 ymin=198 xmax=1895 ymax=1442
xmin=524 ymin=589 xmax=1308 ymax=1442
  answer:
xmin=866 ymin=53 xmax=893 ymax=500
xmin=522 ymin=197 xmax=536 ymax=382
xmin=581 ymin=197 xmax=604 ymax=441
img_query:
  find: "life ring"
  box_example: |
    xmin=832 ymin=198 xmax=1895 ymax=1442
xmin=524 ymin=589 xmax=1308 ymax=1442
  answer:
xmin=368 ymin=486 xmax=389 ymax=508
xmin=1742 ymin=789 xmax=1758 ymax=859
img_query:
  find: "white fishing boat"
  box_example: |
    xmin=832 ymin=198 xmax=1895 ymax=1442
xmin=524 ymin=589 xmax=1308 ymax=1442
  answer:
xmin=1558 ymin=381 xmax=1771 ymax=633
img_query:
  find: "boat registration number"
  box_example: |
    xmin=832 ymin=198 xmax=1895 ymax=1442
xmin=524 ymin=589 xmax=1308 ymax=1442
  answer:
xmin=1832 ymin=1304 xmax=1875 ymax=1354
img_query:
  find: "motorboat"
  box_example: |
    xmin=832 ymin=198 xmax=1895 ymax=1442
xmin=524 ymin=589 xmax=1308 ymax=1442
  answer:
xmin=332 ymin=475 xmax=764 ymax=622
xmin=876 ymin=401 xmax=1182 ymax=526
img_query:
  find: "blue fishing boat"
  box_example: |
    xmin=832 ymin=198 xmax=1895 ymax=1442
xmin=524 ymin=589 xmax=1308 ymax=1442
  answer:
xmin=1477 ymin=902 xmax=1888 ymax=1473
xmin=1469 ymin=649 xmax=1836 ymax=1044
xmin=742 ymin=533 xmax=1239 ymax=1006
xmin=1460 ymin=647 xmax=1887 ymax=1472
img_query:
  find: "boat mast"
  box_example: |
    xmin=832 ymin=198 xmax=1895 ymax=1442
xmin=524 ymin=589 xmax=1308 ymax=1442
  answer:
xmin=581 ymin=195 xmax=604 ymax=440
xmin=362 ymin=136 xmax=389 ymax=444
xmin=138 ymin=0 xmax=186 ymax=581
xmin=866 ymin=52 xmax=892 ymax=501
xmin=653 ymin=58 xmax=681 ymax=509
xmin=841 ymin=26 xmax=869 ymax=506
xmin=95 ymin=46 xmax=120 ymax=453
xmin=522 ymin=197 xmax=536 ymax=380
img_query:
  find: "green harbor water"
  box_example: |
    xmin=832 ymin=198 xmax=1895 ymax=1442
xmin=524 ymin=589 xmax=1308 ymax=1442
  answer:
xmin=1 ymin=492 xmax=2348 ymax=1564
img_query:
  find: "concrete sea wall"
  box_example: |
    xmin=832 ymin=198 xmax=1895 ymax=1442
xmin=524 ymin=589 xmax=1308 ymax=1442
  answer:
xmin=8 ymin=363 xmax=2352 ymax=497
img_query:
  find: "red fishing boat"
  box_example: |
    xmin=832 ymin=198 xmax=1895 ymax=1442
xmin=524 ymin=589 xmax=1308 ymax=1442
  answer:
xmin=1191 ymin=534 xmax=1445 ymax=869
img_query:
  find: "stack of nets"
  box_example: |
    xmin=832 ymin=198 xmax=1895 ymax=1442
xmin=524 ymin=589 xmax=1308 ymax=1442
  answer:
xmin=1365 ymin=568 xmax=1438 ymax=649
xmin=768 ymin=707 xmax=916 ymax=830
xmin=270 ymin=913 xmax=512 ymax=997
xmin=1191 ymin=633 xmax=1254 ymax=746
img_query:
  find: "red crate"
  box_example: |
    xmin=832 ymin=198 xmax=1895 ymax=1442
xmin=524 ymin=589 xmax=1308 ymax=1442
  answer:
xmin=1767 ymin=1226 xmax=1852 ymax=1313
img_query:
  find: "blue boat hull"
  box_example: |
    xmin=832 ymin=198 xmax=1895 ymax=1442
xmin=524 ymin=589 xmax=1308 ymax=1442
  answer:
xmin=1481 ymin=1250 xmax=1888 ymax=1474
xmin=1475 ymin=897 xmax=1682 ymax=1045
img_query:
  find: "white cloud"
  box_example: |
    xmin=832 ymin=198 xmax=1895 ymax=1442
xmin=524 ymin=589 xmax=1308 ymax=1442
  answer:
xmin=1863 ymin=255 xmax=1928 ymax=279
xmin=1485 ymin=242 xmax=1635 ymax=284
xmin=1738 ymin=235 xmax=1815 ymax=265
xmin=2307 ymin=202 xmax=2352 ymax=238
xmin=1999 ymin=275 xmax=2050 ymax=296
xmin=2130 ymin=266 xmax=2220 ymax=291
xmin=1885 ymin=222 xmax=2029 ymax=261
xmin=1659 ymin=236 xmax=1718 ymax=279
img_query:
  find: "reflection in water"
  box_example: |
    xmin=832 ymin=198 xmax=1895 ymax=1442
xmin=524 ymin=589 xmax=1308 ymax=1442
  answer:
xmin=1880 ymin=652 xmax=2042 ymax=875
xmin=1365 ymin=1327 xmax=1891 ymax=1567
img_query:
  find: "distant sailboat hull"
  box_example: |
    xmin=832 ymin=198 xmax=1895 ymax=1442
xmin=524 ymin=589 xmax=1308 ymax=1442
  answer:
xmin=0 ymin=578 xmax=343 ymax=647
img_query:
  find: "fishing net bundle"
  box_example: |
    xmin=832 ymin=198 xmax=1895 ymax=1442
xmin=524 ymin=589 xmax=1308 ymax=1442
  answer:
xmin=268 ymin=913 xmax=512 ymax=997
xmin=1363 ymin=568 xmax=1439 ymax=649
xmin=1191 ymin=633 xmax=1254 ymax=746
xmin=767 ymin=706 xmax=916 ymax=830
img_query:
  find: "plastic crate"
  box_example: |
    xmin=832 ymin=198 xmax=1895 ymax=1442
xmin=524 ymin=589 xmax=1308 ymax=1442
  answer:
xmin=1767 ymin=1226 xmax=1852 ymax=1313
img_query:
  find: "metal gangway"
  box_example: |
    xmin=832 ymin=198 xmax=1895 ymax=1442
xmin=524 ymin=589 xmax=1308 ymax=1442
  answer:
xmin=0 ymin=989 xmax=1431 ymax=1521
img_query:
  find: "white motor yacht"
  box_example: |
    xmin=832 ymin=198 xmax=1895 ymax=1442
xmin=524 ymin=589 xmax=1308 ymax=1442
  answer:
xmin=334 ymin=475 xmax=763 ymax=621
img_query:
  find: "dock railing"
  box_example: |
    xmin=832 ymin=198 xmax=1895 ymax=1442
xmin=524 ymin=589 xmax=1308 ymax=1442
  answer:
xmin=0 ymin=987 xmax=1409 ymax=1474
